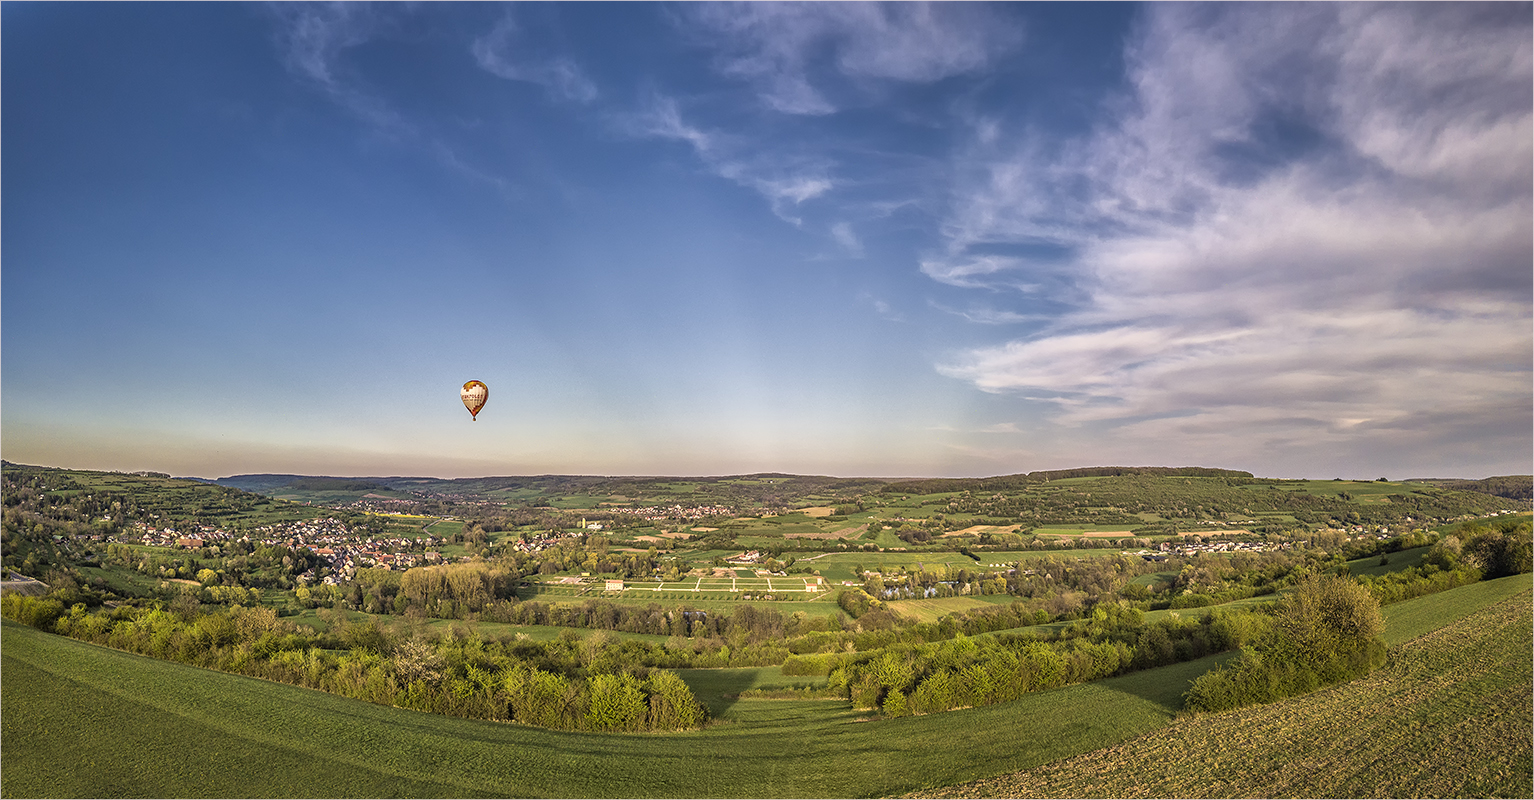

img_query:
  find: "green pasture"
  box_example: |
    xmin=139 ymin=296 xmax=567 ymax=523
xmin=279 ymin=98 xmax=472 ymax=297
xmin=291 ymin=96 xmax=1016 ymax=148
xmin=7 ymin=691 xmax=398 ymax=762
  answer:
xmin=1142 ymin=594 xmax=1280 ymax=624
xmin=1130 ymin=570 xmax=1178 ymax=587
xmin=1344 ymin=545 xmax=1432 ymax=578
xmin=77 ymin=563 xmax=163 ymax=597
xmin=5 ymin=568 xmax=1525 ymax=798
xmin=885 ymin=595 xmax=1019 ymax=624
xmin=0 ymin=620 xmax=1223 ymax=798
xmin=423 ymin=519 xmax=464 ymax=539
xmin=684 ymin=549 xmax=739 ymax=562
xmin=803 ymin=549 xmax=1128 ymax=582
xmin=1379 ymin=572 xmax=1533 ymax=646
xmin=1033 ymin=526 xmax=1142 ymax=537
xmin=674 ymin=666 xmax=832 ymax=719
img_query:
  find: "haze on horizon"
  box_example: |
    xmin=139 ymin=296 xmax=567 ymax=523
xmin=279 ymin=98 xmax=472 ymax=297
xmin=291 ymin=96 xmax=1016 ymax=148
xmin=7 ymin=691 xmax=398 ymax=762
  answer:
xmin=3 ymin=2 xmax=1530 ymax=482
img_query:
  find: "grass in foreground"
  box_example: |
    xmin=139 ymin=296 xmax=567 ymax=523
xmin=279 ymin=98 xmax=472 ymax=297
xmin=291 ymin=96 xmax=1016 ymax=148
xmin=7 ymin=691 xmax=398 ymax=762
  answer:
xmin=0 ymin=621 xmax=1220 ymax=798
xmin=912 ymin=576 xmax=1533 ymax=799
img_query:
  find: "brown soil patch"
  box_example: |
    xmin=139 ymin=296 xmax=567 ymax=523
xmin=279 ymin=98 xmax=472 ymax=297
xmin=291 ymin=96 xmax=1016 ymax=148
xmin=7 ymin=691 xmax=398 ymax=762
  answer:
xmin=800 ymin=507 xmax=835 ymax=517
xmin=942 ymin=524 xmax=1022 ymax=538
xmin=691 ymin=526 xmax=718 ymax=532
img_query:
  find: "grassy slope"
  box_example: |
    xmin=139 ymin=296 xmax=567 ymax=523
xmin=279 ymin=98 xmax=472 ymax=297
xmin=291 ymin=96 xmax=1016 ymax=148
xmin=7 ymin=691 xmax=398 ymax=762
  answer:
xmin=4 ymin=575 xmax=1525 ymax=798
xmin=0 ymin=620 xmax=1219 ymax=799
xmin=913 ymin=573 xmax=1534 ymax=799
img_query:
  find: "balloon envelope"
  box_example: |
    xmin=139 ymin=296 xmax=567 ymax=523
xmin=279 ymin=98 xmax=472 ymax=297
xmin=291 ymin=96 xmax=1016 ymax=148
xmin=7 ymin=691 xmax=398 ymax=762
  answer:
xmin=461 ymin=380 xmax=488 ymax=421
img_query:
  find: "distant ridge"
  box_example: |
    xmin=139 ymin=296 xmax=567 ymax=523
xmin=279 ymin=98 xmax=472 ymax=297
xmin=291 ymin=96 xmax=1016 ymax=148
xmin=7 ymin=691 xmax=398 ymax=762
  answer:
xmin=1405 ymin=475 xmax=1533 ymax=501
xmin=877 ymin=466 xmax=1255 ymax=495
xmin=1024 ymin=466 xmax=1255 ymax=481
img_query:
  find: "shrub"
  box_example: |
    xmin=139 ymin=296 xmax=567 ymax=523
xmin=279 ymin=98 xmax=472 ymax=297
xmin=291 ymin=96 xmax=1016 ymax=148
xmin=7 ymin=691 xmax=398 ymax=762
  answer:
xmin=1186 ymin=574 xmax=1386 ymax=713
xmin=1 ymin=593 xmax=65 ymax=631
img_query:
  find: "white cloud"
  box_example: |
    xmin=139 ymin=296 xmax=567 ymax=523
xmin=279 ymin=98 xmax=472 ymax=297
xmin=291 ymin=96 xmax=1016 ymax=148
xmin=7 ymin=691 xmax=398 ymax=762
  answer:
xmin=859 ymin=292 xmax=902 ymax=322
xmin=683 ymin=2 xmax=1020 ymax=115
xmin=919 ymin=255 xmax=1036 ymax=291
xmin=268 ymin=3 xmax=408 ymax=134
xmin=934 ymin=4 xmax=1532 ymax=469
xmin=634 ymin=94 xmax=834 ymax=224
xmin=931 ymin=303 xmax=1040 ymax=326
xmin=472 ymin=14 xmax=598 ymax=103
xmin=830 ymin=221 xmax=864 ymax=257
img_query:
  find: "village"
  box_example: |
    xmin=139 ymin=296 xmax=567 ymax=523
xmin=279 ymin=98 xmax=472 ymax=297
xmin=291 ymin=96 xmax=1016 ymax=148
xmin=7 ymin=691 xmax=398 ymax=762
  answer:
xmin=126 ymin=518 xmax=446 ymax=586
xmin=610 ymin=503 xmax=737 ymax=523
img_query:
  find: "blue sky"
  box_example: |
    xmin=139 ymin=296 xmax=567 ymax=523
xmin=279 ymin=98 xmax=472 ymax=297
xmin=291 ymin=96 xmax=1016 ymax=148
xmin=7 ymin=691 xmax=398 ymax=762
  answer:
xmin=3 ymin=2 xmax=1530 ymax=480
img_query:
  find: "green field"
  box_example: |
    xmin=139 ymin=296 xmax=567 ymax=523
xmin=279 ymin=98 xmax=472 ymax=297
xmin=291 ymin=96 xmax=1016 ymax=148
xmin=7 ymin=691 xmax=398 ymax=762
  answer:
xmin=423 ymin=518 xmax=464 ymax=538
xmin=1032 ymin=525 xmax=1144 ymax=536
xmin=1343 ymin=544 xmax=1432 ymax=578
xmin=5 ymin=574 xmax=1527 ymax=798
xmin=916 ymin=577 xmax=1534 ymax=799
xmin=885 ymin=595 xmax=1020 ymax=623
xmin=1 ymin=620 xmax=1223 ymax=798
xmin=673 ymin=665 xmax=832 ymax=719
xmin=1379 ymin=572 xmax=1534 ymax=645
xmin=804 ymin=549 xmax=1128 ymax=582
xmin=5 ymin=463 xmax=1527 ymax=797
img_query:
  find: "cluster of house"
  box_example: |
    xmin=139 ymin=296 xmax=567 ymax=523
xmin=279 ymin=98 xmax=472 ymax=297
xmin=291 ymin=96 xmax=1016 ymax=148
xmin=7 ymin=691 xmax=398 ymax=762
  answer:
xmin=297 ymin=537 xmax=444 ymax=585
xmin=612 ymin=504 xmax=736 ymax=522
xmin=132 ymin=522 xmax=238 ymax=550
xmin=340 ymin=496 xmax=424 ymax=514
xmin=125 ymin=519 xmax=445 ymax=586
xmin=1326 ymin=524 xmax=1410 ymax=539
xmin=1149 ymin=539 xmax=1292 ymax=557
xmin=503 ymin=529 xmax=578 ymax=554
xmin=726 ymin=550 xmax=764 ymax=565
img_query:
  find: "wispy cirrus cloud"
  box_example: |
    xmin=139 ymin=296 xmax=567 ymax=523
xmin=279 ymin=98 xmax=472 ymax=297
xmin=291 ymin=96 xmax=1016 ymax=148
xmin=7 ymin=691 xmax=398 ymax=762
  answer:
xmin=830 ymin=222 xmax=864 ymax=257
xmin=268 ymin=5 xmax=526 ymax=195
xmin=929 ymin=302 xmax=1040 ymax=326
xmin=681 ymin=1 xmax=1021 ymax=115
xmin=633 ymin=94 xmax=834 ymax=224
xmin=471 ymin=14 xmax=598 ymax=103
xmin=934 ymin=3 xmax=1532 ymax=472
xmin=268 ymin=2 xmax=408 ymax=134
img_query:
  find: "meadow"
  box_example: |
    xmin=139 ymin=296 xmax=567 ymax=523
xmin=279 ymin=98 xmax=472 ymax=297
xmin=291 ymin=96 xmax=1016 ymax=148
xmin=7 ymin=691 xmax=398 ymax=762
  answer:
xmin=1 ymin=620 xmax=1220 ymax=798
xmin=5 ymin=573 xmax=1526 ymax=798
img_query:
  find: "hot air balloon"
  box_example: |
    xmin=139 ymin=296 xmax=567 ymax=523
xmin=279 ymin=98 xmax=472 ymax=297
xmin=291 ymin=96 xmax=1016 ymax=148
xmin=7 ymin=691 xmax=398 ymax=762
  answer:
xmin=461 ymin=380 xmax=488 ymax=421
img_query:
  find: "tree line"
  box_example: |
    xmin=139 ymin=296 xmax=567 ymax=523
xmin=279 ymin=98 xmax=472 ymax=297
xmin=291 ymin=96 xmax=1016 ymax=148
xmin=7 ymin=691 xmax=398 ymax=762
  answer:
xmin=0 ymin=597 xmax=708 ymax=733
